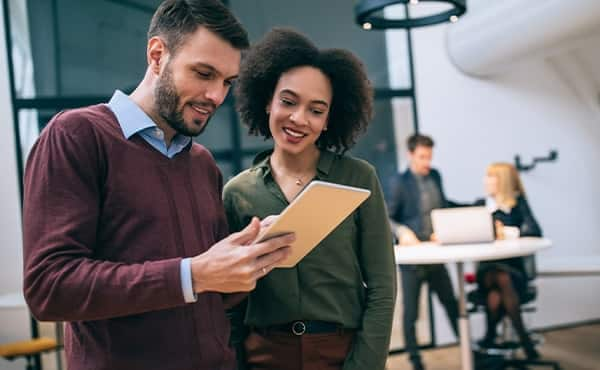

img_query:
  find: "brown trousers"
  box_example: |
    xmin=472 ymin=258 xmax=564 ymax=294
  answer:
xmin=244 ymin=330 xmax=354 ymax=370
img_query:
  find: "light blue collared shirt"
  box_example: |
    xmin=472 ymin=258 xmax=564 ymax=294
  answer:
xmin=107 ymin=90 xmax=197 ymax=303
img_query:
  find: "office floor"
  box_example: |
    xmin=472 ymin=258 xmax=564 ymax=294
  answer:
xmin=23 ymin=322 xmax=600 ymax=370
xmin=386 ymin=322 xmax=600 ymax=370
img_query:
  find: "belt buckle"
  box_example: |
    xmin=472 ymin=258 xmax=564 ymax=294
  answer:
xmin=292 ymin=321 xmax=306 ymax=336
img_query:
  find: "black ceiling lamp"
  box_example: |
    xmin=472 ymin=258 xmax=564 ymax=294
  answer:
xmin=355 ymin=0 xmax=466 ymax=29
xmin=354 ymin=0 xmax=467 ymax=134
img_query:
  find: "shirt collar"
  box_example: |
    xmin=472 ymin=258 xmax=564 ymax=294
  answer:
xmin=485 ymin=196 xmax=512 ymax=214
xmin=409 ymin=167 xmax=430 ymax=180
xmin=252 ymin=149 xmax=336 ymax=179
xmin=107 ymin=90 xmax=192 ymax=148
xmin=107 ymin=90 xmax=156 ymax=139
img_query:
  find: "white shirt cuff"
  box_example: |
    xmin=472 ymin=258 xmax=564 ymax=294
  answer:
xmin=180 ymin=258 xmax=198 ymax=303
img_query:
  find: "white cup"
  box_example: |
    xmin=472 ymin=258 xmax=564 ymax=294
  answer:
xmin=503 ymin=226 xmax=520 ymax=240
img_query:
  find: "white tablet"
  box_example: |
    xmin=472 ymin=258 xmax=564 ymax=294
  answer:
xmin=256 ymin=180 xmax=371 ymax=268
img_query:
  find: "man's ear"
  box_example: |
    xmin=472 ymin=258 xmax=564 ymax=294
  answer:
xmin=147 ymin=36 xmax=168 ymax=75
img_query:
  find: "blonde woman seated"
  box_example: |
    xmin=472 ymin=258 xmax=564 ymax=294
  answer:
xmin=474 ymin=163 xmax=542 ymax=359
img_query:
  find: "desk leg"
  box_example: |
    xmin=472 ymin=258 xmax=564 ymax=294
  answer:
xmin=456 ymin=262 xmax=474 ymax=370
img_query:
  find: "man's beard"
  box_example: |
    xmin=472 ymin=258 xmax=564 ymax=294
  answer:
xmin=155 ymin=65 xmax=211 ymax=137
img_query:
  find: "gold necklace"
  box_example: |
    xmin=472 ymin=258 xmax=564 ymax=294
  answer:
xmin=277 ymin=169 xmax=313 ymax=187
xmin=270 ymin=156 xmax=316 ymax=187
xmin=285 ymin=172 xmax=310 ymax=186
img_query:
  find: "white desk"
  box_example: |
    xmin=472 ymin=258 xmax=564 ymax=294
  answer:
xmin=395 ymin=237 xmax=551 ymax=370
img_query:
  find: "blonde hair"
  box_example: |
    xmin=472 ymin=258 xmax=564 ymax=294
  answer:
xmin=487 ymin=162 xmax=525 ymax=209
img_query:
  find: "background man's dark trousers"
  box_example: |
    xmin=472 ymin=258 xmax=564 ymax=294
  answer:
xmin=401 ymin=264 xmax=459 ymax=365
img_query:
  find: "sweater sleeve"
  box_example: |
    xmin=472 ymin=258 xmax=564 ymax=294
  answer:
xmin=389 ymin=173 xmax=405 ymax=224
xmin=22 ymin=114 xmax=185 ymax=322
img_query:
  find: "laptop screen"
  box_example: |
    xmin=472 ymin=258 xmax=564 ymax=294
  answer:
xmin=431 ymin=206 xmax=494 ymax=245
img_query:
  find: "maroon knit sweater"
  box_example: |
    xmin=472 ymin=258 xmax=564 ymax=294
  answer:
xmin=22 ymin=105 xmax=235 ymax=370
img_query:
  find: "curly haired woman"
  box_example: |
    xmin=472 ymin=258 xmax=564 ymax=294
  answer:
xmin=224 ymin=28 xmax=396 ymax=370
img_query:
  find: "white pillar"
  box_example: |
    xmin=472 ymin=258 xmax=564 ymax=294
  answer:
xmin=0 ymin=3 xmax=30 ymax=370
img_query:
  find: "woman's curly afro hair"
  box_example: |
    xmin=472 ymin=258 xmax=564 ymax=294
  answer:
xmin=234 ymin=28 xmax=374 ymax=154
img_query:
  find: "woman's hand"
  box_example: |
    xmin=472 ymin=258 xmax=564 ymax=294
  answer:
xmin=495 ymin=220 xmax=505 ymax=240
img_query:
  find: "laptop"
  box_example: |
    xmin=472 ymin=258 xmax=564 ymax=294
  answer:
xmin=431 ymin=206 xmax=494 ymax=245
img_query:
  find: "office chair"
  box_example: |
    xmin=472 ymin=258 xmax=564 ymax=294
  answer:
xmin=0 ymin=316 xmax=63 ymax=370
xmin=465 ymin=255 xmax=563 ymax=370
xmin=0 ymin=338 xmax=59 ymax=370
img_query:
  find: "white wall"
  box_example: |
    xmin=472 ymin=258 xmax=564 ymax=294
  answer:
xmin=385 ymin=6 xmax=600 ymax=345
xmin=0 ymin=2 xmax=31 ymax=370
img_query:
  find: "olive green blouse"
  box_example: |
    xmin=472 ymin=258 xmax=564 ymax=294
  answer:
xmin=223 ymin=149 xmax=396 ymax=370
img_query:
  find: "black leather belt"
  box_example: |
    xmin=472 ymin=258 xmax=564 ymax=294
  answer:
xmin=256 ymin=320 xmax=346 ymax=336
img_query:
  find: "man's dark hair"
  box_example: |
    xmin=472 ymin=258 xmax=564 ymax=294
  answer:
xmin=148 ymin=0 xmax=249 ymax=54
xmin=234 ymin=28 xmax=373 ymax=154
xmin=407 ymin=134 xmax=434 ymax=152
